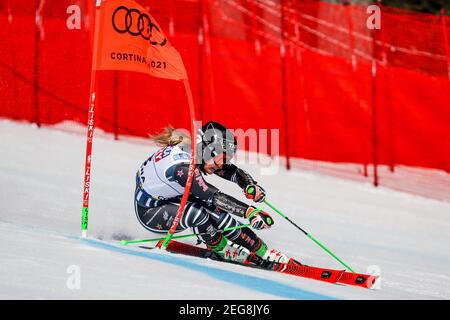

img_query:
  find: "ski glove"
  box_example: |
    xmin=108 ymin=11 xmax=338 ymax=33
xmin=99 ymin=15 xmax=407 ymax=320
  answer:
xmin=245 ymin=206 xmax=274 ymax=230
xmin=244 ymin=184 xmax=266 ymax=203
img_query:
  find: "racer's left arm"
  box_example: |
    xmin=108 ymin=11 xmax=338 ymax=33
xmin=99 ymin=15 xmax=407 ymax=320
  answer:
xmin=214 ymin=164 xmax=266 ymax=203
xmin=173 ymin=164 xmax=273 ymax=229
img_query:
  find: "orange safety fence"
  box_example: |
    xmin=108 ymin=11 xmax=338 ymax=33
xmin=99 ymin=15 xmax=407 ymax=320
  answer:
xmin=0 ymin=0 xmax=449 ymax=186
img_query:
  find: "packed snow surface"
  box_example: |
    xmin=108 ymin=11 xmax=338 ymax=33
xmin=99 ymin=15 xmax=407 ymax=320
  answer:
xmin=1 ymin=120 xmax=449 ymax=299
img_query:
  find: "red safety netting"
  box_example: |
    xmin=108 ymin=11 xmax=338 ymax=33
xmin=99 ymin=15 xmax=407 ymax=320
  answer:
xmin=0 ymin=0 xmax=449 ymax=186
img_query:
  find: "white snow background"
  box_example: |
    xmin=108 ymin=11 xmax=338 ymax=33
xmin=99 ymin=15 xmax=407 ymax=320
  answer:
xmin=1 ymin=119 xmax=449 ymax=300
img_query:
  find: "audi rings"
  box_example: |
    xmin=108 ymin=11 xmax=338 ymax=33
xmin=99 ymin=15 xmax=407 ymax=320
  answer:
xmin=112 ymin=6 xmax=167 ymax=46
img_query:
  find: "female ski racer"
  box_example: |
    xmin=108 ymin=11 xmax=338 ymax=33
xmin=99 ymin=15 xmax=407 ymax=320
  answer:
xmin=134 ymin=121 xmax=294 ymax=264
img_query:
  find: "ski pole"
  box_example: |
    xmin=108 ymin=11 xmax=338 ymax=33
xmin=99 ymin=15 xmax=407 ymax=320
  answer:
xmin=263 ymin=199 xmax=356 ymax=273
xmin=120 ymin=223 xmax=251 ymax=246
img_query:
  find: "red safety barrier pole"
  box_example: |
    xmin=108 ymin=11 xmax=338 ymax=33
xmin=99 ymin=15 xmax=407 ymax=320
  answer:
xmin=251 ymin=0 xmax=261 ymax=55
xmin=280 ymin=0 xmax=291 ymax=170
xmin=371 ymin=58 xmax=379 ymax=187
xmin=370 ymin=2 xmax=380 ymax=187
xmin=441 ymin=10 xmax=450 ymax=80
xmin=86 ymin=0 xmax=95 ymax=50
xmin=168 ymin=0 xmax=175 ymax=37
xmin=7 ymin=6 xmax=18 ymax=120
xmin=379 ymin=3 xmax=395 ymax=173
xmin=294 ymin=15 xmax=311 ymax=160
xmin=33 ymin=0 xmax=42 ymax=127
xmin=203 ymin=0 xmax=215 ymax=114
xmin=198 ymin=0 xmax=205 ymax=121
xmin=160 ymin=80 xmax=198 ymax=249
xmin=345 ymin=0 xmax=368 ymax=177
xmin=385 ymin=66 xmax=395 ymax=173
xmin=251 ymin=0 xmax=264 ymax=161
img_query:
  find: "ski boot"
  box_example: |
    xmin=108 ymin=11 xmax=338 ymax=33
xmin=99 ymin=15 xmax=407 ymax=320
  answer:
xmin=207 ymin=234 xmax=250 ymax=263
xmin=255 ymin=242 xmax=302 ymax=266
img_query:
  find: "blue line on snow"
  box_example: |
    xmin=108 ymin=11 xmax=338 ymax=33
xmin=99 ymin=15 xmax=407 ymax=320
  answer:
xmin=80 ymin=238 xmax=336 ymax=300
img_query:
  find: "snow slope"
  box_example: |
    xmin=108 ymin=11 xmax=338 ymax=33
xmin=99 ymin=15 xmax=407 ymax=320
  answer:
xmin=1 ymin=119 xmax=449 ymax=299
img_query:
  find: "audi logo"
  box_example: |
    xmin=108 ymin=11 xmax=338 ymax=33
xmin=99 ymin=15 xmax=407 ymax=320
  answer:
xmin=112 ymin=6 xmax=167 ymax=46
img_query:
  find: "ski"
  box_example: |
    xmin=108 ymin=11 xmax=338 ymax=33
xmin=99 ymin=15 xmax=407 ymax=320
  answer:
xmin=139 ymin=240 xmax=379 ymax=288
xmin=141 ymin=240 xmax=345 ymax=285
xmin=338 ymin=271 xmax=379 ymax=289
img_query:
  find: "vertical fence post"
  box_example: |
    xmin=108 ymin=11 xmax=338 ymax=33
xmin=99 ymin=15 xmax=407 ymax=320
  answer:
xmin=203 ymin=0 xmax=215 ymax=117
xmin=386 ymin=65 xmax=395 ymax=173
xmin=251 ymin=0 xmax=261 ymax=55
xmin=86 ymin=0 xmax=95 ymax=50
xmin=168 ymin=0 xmax=175 ymax=37
xmin=371 ymin=55 xmax=379 ymax=187
xmin=251 ymin=0 xmax=264 ymax=161
xmin=379 ymin=3 xmax=395 ymax=173
xmin=370 ymin=1 xmax=380 ymax=187
xmin=280 ymin=0 xmax=291 ymax=170
xmin=294 ymin=11 xmax=311 ymax=161
xmin=441 ymin=10 xmax=450 ymax=80
xmin=7 ymin=6 xmax=18 ymax=120
xmin=202 ymin=0 xmax=216 ymax=120
xmin=197 ymin=0 xmax=204 ymax=121
xmin=345 ymin=0 xmax=368 ymax=177
xmin=33 ymin=1 xmax=42 ymax=127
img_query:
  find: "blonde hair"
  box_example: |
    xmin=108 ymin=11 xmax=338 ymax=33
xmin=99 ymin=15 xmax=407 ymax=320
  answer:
xmin=151 ymin=126 xmax=191 ymax=147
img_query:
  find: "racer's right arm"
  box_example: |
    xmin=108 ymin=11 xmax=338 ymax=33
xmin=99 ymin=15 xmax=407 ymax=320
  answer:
xmin=172 ymin=163 xmax=249 ymax=217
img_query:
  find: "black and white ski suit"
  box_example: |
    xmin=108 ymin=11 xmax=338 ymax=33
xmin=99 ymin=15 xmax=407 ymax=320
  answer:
xmin=134 ymin=144 xmax=263 ymax=251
